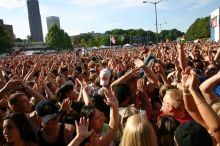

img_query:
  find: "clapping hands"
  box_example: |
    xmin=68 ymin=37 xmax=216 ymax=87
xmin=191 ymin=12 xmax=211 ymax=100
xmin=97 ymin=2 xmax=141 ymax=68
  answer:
xmin=181 ymin=67 xmax=200 ymax=91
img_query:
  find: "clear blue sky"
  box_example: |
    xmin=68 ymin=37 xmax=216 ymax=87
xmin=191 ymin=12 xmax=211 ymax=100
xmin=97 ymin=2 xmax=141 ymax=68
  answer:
xmin=0 ymin=0 xmax=220 ymax=39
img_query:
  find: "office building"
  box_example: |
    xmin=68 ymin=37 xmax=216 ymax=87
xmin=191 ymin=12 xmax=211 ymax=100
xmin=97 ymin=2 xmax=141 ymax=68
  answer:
xmin=0 ymin=19 xmax=14 ymax=39
xmin=46 ymin=16 xmax=60 ymax=31
xmin=27 ymin=0 xmax=43 ymax=42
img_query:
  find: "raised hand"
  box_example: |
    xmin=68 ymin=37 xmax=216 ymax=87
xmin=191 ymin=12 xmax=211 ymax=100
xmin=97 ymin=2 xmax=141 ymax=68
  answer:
xmin=134 ymin=59 xmax=145 ymax=68
xmin=137 ymin=78 xmax=146 ymax=92
xmin=153 ymin=62 xmax=163 ymax=74
xmin=60 ymin=99 xmax=72 ymax=113
xmin=181 ymin=67 xmax=192 ymax=89
xmin=6 ymin=77 xmax=23 ymax=90
xmin=103 ymin=88 xmax=118 ymax=108
xmin=33 ymin=76 xmax=43 ymax=92
xmin=176 ymin=43 xmax=182 ymax=51
xmin=75 ymin=78 xmax=83 ymax=87
xmin=39 ymin=67 xmax=46 ymax=81
xmin=33 ymin=63 xmax=41 ymax=71
xmin=75 ymin=117 xmax=93 ymax=140
xmin=189 ymin=69 xmax=200 ymax=91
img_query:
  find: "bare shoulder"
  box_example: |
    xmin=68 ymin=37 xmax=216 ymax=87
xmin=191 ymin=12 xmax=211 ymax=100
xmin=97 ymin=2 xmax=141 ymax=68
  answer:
xmin=64 ymin=123 xmax=76 ymax=144
xmin=64 ymin=123 xmax=75 ymax=132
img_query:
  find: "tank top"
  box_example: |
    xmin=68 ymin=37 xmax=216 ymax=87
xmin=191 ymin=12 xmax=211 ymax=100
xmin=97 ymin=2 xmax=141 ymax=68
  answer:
xmin=37 ymin=124 xmax=66 ymax=146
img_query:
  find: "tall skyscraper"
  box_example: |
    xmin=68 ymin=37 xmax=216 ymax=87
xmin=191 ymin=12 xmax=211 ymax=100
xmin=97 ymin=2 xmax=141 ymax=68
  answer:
xmin=27 ymin=0 xmax=43 ymax=42
xmin=47 ymin=16 xmax=60 ymax=31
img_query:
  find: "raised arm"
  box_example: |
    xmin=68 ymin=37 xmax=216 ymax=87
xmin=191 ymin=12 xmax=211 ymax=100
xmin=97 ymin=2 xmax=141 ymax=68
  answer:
xmin=110 ymin=68 xmax=136 ymax=91
xmin=189 ymin=70 xmax=220 ymax=143
xmin=96 ymin=88 xmax=119 ymax=146
xmin=177 ymin=43 xmax=188 ymax=70
xmin=199 ymin=71 xmax=220 ymax=105
xmin=23 ymin=64 xmax=40 ymax=81
xmin=21 ymin=81 xmax=45 ymax=103
xmin=0 ymin=67 xmax=6 ymax=82
xmin=82 ymin=85 xmax=93 ymax=106
xmin=134 ymin=59 xmax=159 ymax=87
xmin=68 ymin=117 xmax=93 ymax=146
xmin=214 ymin=47 xmax=220 ymax=62
xmin=153 ymin=62 xmax=170 ymax=85
xmin=0 ymin=78 xmax=20 ymax=100
xmin=181 ymin=68 xmax=207 ymax=128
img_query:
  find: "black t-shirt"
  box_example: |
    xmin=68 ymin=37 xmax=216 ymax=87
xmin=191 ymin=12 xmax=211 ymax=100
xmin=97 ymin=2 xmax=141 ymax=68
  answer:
xmin=71 ymin=102 xmax=85 ymax=114
xmin=37 ymin=124 xmax=66 ymax=146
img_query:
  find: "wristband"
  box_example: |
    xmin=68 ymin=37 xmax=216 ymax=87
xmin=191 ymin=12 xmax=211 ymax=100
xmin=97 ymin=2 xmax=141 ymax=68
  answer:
xmin=183 ymin=92 xmax=191 ymax=96
xmin=197 ymin=100 xmax=205 ymax=107
xmin=183 ymin=88 xmax=190 ymax=96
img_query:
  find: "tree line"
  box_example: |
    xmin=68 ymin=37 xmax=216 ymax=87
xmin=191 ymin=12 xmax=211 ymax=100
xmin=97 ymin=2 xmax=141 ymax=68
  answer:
xmin=71 ymin=28 xmax=185 ymax=48
xmin=0 ymin=16 xmax=211 ymax=52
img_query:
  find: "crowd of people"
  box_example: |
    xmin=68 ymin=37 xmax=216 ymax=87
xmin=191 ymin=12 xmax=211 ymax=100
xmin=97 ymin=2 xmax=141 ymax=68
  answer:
xmin=0 ymin=40 xmax=220 ymax=146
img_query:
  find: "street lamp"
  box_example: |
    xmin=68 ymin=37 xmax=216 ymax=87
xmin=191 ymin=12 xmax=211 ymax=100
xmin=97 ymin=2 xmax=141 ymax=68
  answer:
xmin=159 ymin=22 xmax=167 ymax=42
xmin=143 ymin=0 xmax=164 ymax=44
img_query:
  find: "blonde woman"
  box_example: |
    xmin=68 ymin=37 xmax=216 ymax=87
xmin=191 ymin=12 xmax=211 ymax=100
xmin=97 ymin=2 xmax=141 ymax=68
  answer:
xmin=211 ymin=102 xmax=220 ymax=118
xmin=120 ymin=114 xmax=158 ymax=146
xmin=120 ymin=106 xmax=139 ymax=130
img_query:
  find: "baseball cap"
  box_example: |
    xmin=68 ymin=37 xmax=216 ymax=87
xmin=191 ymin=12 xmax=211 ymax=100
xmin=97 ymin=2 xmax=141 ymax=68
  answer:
xmin=99 ymin=68 xmax=111 ymax=86
xmin=35 ymin=99 xmax=60 ymax=123
xmin=174 ymin=121 xmax=212 ymax=146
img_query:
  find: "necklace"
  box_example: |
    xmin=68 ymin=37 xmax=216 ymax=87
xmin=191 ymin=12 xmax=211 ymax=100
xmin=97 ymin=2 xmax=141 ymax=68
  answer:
xmin=41 ymin=125 xmax=60 ymax=141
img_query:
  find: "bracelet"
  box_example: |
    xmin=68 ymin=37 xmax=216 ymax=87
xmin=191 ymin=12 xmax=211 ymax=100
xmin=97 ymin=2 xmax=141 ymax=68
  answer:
xmin=183 ymin=92 xmax=191 ymax=96
xmin=197 ymin=100 xmax=205 ymax=107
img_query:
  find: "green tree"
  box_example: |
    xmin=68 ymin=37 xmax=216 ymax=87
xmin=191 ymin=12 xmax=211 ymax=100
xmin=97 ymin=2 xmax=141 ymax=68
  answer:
xmin=15 ymin=38 xmax=23 ymax=42
xmin=63 ymin=32 xmax=72 ymax=49
xmin=46 ymin=25 xmax=72 ymax=50
xmin=80 ymin=39 xmax=87 ymax=48
xmin=70 ymin=28 xmax=184 ymax=47
xmin=186 ymin=16 xmax=210 ymax=41
xmin=160 ymin=29 xmax=185 ymax=41
xmin=0 ymin=26 xmax=13 ymax=53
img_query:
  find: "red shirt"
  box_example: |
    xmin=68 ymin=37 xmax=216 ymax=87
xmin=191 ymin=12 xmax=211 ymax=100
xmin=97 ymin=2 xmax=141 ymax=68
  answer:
xmin=157 ymin=110 xmax=193 ymax=124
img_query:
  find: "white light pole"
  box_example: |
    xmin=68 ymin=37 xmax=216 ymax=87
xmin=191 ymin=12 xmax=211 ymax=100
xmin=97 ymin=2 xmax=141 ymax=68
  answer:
xmin=143 ymin=0 xmax=164 ymax=43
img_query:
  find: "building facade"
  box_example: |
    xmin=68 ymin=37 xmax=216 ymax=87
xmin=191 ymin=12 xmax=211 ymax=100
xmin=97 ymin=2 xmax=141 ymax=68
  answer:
xmin=27 ymin=0 xmax=43 ymax=42
xmin=46 ymin=16 xmax=60 ymax=31
xmin=0 ymin=19 xmax=14 ymax=39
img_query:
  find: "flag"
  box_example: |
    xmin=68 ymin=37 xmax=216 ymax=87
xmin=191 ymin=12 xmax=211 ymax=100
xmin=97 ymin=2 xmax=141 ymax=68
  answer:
xmin=110 ymin=35 xmax=116 ymax=44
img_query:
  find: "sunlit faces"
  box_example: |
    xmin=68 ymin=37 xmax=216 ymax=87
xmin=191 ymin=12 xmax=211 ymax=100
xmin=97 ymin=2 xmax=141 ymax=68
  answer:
xmin=90 ymin=109 xmax=104 ymax=132
xmin=162 ymin=96 xmax=173 ymax=115
xmin=3 ymin=119 xmax=21 ymax=143
xmin=205 ymin=64 xmax=218 ymax=78
xmin=16 ymin=95 xmax=32 ymax=113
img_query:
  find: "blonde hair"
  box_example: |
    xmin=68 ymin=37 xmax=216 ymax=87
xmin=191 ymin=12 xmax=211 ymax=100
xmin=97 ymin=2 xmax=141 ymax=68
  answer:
xmin=120 ymin=114 xmax=158 ymax=146
xmin=164 ymin=89 xmax=183 ymax=109
xmin=211 ymin=102 xmax=220 ymax=118
xmin=121 ymin=106 xmax=139 ymax=126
